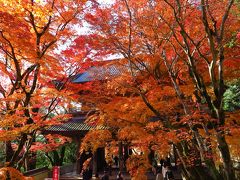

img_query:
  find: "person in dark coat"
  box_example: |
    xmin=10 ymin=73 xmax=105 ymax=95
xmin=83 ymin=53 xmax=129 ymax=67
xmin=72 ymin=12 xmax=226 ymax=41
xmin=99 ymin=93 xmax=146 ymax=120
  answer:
xmin=117 ymin=171 xmax=123 ymax=180
xmin=165 ymin=166 xmax=174 ymax=180
xmin=94 ymin=173 xmax=100 ymax=180
xmin=82 ymin=167 xmax=92 ymax=180
xmin=114 ymin=156 xmax=119 ymax=167
xmin=101 ymin=170 xmax=109 ymax=180
xmin=160 ymin=159 xmax=164 ymax=167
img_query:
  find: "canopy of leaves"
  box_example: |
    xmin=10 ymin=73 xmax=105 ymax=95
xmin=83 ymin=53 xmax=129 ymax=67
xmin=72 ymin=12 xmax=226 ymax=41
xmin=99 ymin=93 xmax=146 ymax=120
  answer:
xmin=71 ymin=0 xmax=240 ymax=178
xmin=224 ymin=80 xmax=240 ymax=111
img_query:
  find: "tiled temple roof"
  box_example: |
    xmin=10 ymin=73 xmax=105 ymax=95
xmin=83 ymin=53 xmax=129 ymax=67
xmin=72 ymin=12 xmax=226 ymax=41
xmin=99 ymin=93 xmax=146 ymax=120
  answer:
xmin=44 ymin=111 xmax=108 ymax=136
xmin=71 ymin=60 xmax=147 ymax=83
xmin=46 ymin=122 xmax=107 ymax=132
xmin=71 ymin=64 xmax=126 ymax=83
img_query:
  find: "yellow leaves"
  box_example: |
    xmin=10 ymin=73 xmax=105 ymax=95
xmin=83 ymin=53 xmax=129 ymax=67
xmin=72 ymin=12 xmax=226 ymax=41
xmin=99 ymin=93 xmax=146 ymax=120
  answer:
xmin=225 ymin=110 xmax=240 ymax=125
xmin=3 ymin=90 xmax=25 ymax=103
xmin=126 ymin=154 xmax=150 ymax=179
xmin=31 ymin=134 xmax=71 ymax=152
xmin=0 ymin=113 xmax=27 ymax=128
xmin=0 ymin=0 xmax=82 ymax=63
xmin=226 ymin=134 xmax=240 ymax=160
xmin=82 ymin=157 xmax=92 ymax=171
xmin=0 ymin=0 xmax=87 ymax=166
xmin=117 ymin=124 xmax=175 ymax=159
xmin=0 ymin=130 xmax=20 ymax=141
xmin=0 ymin=1 xmax=25 ymax=14
xmin=149 ymin=129 xmax=178 ymax=157
xmin=36 ymin=87 xmax=77 ymax=105
xmin=81 ymin=130 xmax=112 ymax=152
xmin=99 ymin=98 xmax=145 ymax=127
xmin=43 ymin=114 xmax=71 ymax=127
xmin=105 ymin=141 xmax=118 ymax=164
xmin=0 ymin=167 xmax=32 ymax=180
xmin=180 ymin=84 xmax=195 ymax=97
xmin=179 ymin=110 xmax=214 ymax=126
xmin=0 ymin=123 xmax=37 ymax=141
xmin=118 ymin=125 xmax=149 ymax=143
xmin=225 ymin=116 xmax=240 ymax=160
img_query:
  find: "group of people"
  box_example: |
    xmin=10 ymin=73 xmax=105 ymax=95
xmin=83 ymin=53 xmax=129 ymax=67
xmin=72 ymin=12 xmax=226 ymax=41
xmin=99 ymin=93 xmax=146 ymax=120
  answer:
xmin=155 ymin=159 xmax=174 ymax=180
xmin=82 ymin=167 xmax=93 ymax=180
xmin=82 ymin=156 xmax=174 ymax=180
xmin=82 ymin=170 xmax=124 ymax=180
xmin=101 ymin=171 xmax=123 ymax=180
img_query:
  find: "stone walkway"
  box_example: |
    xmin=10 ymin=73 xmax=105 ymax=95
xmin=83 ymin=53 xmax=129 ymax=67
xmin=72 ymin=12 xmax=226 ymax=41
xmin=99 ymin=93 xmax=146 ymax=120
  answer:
xmin=59 ymin=168 xmax=182 ymax=180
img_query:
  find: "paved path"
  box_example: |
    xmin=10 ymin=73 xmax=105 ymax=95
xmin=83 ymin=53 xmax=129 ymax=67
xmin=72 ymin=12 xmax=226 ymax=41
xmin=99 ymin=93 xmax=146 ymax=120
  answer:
xmin=60 ymin=170 xmax=156 ymax=180
xmin=59 ymin=167 xmax=182 ymax=180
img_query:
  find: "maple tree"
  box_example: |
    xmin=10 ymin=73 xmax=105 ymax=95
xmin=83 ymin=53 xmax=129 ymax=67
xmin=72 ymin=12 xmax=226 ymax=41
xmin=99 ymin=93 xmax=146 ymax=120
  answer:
xmin=0 ymin=0 xmax=87 ymax=170
xmin=70 ymin=0 xmax=240 ymax=179
xmin=0 ymin=167 xmax=33 ymax=180
xmin=0 ymin=0 xmax=239 ymax=179
xmin=30 ymin=134 xmax=72 ymax=167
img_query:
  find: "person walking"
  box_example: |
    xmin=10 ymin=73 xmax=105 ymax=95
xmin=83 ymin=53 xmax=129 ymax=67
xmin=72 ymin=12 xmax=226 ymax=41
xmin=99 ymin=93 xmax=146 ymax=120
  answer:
xmin=155 ymin=166 xmax=162 ymax=180
xmin=101 ymin=170 xmax=109 ymax=180
xmin=162 ymin=163 xmax=168 ymax=180
xmin=83 ymin=167 xmax=92 ymax=180
xmin=117 ymin=171 xmax=124 ymax=180
xmin=93 ymin=173 xmax=100 ymax=180
xmin=165 ymin=166 xmax=174 ymax=180
xmin=114 ymin=156 xmax=119 ymax=167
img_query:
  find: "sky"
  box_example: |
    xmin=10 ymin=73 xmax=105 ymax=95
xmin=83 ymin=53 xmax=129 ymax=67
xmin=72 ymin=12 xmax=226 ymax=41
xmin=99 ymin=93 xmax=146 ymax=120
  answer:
xmin=97 ymin=0 xmax=115 ymax=5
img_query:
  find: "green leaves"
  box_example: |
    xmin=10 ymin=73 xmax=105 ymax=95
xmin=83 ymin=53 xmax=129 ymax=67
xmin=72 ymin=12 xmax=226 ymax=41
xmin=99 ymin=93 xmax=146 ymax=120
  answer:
xmin=224 ymin=80 xmax=240 ymax=111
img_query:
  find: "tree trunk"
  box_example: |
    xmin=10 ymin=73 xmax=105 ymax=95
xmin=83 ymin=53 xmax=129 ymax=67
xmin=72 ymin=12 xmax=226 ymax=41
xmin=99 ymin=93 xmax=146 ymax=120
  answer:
xmin=6 ymin=141 xmax=14 ymax=163
xmin=118 ymin=141 xmax=124 ymax=172
xmin=216 ymin=132 xmax=235 ymax=180
xmin=8 ymin=134 xmax=27 ymax=167
xmin=59 ymin=146 xmax=66 ymax=166
xmin=25 ymin=152 xmax=37 ymax=171
xmin=92 ymin=151 xmax=98 ymax=176
xmin=53 ymin=150 xmax=60 ymax=166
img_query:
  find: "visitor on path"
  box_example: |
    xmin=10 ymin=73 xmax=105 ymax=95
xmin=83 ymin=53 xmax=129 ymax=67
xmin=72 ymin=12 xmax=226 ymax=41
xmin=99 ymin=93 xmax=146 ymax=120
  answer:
xmin=101 ymin=170 xmax=109 ymax=180
xmin=160 ymin=159 xmax=164 ymax=167
xmin=165 ymin=166 xmax=174 ymax=180
xmin=117 ymin=171 xmax=124 ymax=180
xmin=114 ymin=156 xmax=119 ymax=167
xmin=93 ymin=173 xmax=100 ymax=180
xmin=152 ymin=159 xmax=158 ymax=175
xmin=156 ymin=167 xmax=162 ymax=180
xmin=166 ymin=156 xmax=171 ymax=167
xmin=82 ymin=167 xmax=92 ymax=180
xmin=162 ymin=163 xmax=167 ymax=180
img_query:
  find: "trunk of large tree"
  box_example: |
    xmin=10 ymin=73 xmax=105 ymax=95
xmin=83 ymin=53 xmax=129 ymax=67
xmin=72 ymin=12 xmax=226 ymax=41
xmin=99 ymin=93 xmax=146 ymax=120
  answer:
xmin=25 ymin=152 xmax=37 ymax=171
xmin=176 ymin=141 xmax=223 ymax=180
xmin=193 ymin=130 xmax=222 ymax=180
xmin=216 ymin=132 xmax=235 ymax=180
xmin=52 ymin=147 xmax=65 ymax=166
xmin=6 ymin=141 xmax=14 ymax=163
xmin=78 ymin=151 xmax=92 ymax=174
xmin=118 ymin=141 xmax=124 ymax=172
xmin=8 ymin=134 xmax=27 ymax=167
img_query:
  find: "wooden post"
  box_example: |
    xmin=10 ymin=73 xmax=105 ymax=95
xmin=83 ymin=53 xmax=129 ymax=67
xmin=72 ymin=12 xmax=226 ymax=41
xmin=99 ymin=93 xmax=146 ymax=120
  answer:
xmin=92 ymin=150 xmax=98 ymax=177
xmin=124 ymin=144 xmax=129 ymax=168
xmin=119 ymin=141 xmax=124 ymax=172
xmin=76 ymin=138 xmax=81 ymax=174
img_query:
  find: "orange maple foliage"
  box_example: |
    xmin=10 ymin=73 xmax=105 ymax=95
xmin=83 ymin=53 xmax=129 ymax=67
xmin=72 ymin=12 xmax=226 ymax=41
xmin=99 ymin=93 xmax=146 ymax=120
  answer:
xmin=71 ymin=0 xmax=240 ymax=179
xmin=0 ymin=167 xmax=33 ymax=180
xmin=30 ymin=134 xmax=71 ymax=153
xmin=0 ymin=0 xmax=87 ymax=168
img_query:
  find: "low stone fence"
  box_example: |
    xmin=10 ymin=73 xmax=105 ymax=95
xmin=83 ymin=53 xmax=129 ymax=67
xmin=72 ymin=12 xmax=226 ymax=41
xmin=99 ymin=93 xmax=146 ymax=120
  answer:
xmin=24 ymin=167 xmax=49 ymax=180
xmin=23 ymin=164 xmax=77 ymax=180
xmin=59 ymin=163 xmax=77 ymax=175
